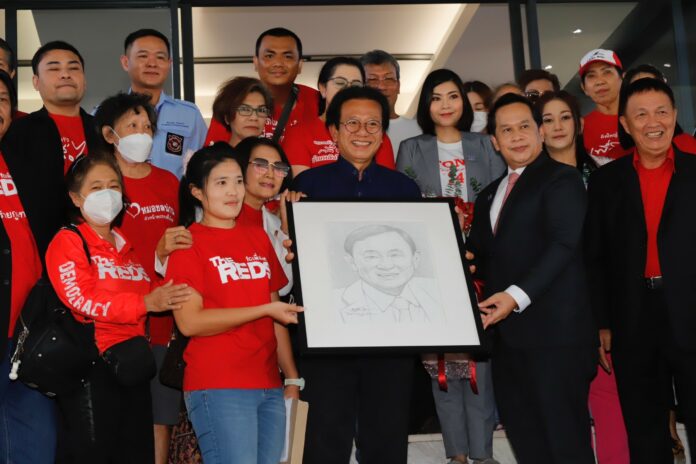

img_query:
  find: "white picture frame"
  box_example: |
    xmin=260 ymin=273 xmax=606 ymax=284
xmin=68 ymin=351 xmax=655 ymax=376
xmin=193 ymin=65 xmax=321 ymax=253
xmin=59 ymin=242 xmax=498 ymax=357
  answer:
xmin=287 ymin=199 xmax=486 ymax=354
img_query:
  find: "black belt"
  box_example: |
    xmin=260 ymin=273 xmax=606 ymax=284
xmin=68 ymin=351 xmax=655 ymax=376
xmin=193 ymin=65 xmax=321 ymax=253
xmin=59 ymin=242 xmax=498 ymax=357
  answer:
xmin=645 ymin=276 xmax=663 ymax=290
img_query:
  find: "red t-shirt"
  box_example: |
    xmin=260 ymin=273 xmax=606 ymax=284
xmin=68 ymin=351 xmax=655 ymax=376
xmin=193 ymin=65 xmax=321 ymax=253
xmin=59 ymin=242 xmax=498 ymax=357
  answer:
xmin=204 ymin=84 xmax=320 ymax=145
xmin=0 ymin=153 xmax=42 ymax=336
xmin=46 ymin=223 xmax=151 ymax=353
xmin=674 ymin=133 xmax=696 ymax=154
xmin=633 ymin=148 xmax=675 ymax=277
xmin=583 ymin=110 xmax=630 ymax=165
xmin=236 ymin=202 xmax=263 ymax=228
xmin=165 ymin=222 xmax=287 ymax=391
xmin=121 ymin=166 xmax=179 ymax=345
xmin=48 ymin=113 xmax=88 ymax=174
xmin=281 ymin=116 xmax=396 ymax=170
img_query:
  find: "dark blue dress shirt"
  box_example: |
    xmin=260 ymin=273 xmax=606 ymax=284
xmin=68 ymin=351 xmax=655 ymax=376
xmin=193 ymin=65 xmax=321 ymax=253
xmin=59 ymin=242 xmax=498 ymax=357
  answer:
xmin=292 ymin=156 xmax=421 ymax=200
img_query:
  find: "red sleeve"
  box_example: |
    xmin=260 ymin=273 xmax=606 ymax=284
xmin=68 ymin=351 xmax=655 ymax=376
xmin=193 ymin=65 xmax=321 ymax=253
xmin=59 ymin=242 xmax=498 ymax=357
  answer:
xmin=267 ymin=238 xmax=288 ymax=293
xmin=375 ymin=133 xmax=396 ymax=169
xmin=204 ymin=118 xmax=231 ymax=147
xmin=165 ymin=246 xmax=205 ymax=292
xmin=46 ymin=231 xmax=146 ymax=325
xmin=281 ymin=124 xmax=312 ymax=167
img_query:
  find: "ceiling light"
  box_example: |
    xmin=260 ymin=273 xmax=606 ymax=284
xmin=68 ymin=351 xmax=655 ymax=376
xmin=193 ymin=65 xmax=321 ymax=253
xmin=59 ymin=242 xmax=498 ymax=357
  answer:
xmin=544 ymin=65 xmax=553 ymax=70
xmin=663 ymin=63 xmax=672 ymax=68
xmin=573 ymin=28 xmax=582 ymax=34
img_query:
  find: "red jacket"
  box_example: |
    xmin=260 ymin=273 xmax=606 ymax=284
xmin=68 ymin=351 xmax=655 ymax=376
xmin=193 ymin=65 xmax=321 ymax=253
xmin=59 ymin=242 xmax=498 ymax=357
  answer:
xmin=46 ymin=223 xmax=151 ymax=353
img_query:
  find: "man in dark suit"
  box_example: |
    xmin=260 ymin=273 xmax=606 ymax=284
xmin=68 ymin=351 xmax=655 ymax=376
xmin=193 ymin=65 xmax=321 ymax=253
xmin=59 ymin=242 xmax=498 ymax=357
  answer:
xmin=467 ymin=93 xmax=596 ymax=463
xmin=585 ymin=78 xmax=696 ymax=462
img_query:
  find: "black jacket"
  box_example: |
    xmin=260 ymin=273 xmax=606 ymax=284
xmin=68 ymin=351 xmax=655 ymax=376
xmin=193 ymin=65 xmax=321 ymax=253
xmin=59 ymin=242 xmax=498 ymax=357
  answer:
xmin=468 ymin=152 xmax=595 ymax=348
xmin=585 ymin=146 xmax=696 ymax=350
xmin=0 ymin=107 xmax=100 ymax=358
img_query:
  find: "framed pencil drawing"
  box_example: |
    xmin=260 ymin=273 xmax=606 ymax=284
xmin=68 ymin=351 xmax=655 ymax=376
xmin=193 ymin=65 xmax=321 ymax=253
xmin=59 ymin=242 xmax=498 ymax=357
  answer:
xmin=287 ymin=199 xmax=486 ymax=355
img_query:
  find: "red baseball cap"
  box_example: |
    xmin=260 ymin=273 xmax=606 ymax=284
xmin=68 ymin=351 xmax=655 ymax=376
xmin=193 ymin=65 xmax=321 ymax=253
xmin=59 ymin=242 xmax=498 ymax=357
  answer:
xmin=579 ymin=49 xmax=623 ymax=77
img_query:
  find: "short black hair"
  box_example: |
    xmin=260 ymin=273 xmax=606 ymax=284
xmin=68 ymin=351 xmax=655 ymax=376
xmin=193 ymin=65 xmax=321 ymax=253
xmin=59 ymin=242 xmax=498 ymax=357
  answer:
xmin=0 ymin=38 xmax=17 ymax=73
xmin=325 ymin=86 xmax=390 ymax=133
xmin=487 ymin=92 xmax=541 ymax=135
xmin=344 ymin=224 xmax=417 ymax=255
xmin=234 ymin=136 xmax=294 ymax=193
xmin=0 ymin=70 xmax=18 ymax=114
xmin=124 ymin=29 xmax=171 ymax=56
xmin=517 ymin=68 xmax=561 ymax=93
xmin=94 ymin=92 xmax=158 ymax=150
xmin=255 ymin=27 xmax=303 ymax=59
xmin=416 ymin=68 xmax=473 ymax=136
xmin=360 ymin=49 xmax=400 ymax=80
xmin=623 ymin=64 xmax=666 ymax=84
xmin=31 ymin=41 xmax=84 ymax=75
xmin=317 ymin=56 xmax=366 ymax=115
xmin=618 ymin=78 xmax=677 ymax=150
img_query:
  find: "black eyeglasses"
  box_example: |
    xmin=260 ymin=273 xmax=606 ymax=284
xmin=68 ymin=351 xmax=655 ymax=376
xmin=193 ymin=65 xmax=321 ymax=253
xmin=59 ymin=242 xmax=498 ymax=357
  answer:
xmin=250 ymin=158 xmax=290 ymax=178
xmin=366 ymin=76 xmax=398 ymax=87
xmin=234 ymin=105 xmax=270 ymax=118
xmin=340 ymin=119 xmax=382 ymax=134
xmin=327 ymin=77 xmax=363 ymax=89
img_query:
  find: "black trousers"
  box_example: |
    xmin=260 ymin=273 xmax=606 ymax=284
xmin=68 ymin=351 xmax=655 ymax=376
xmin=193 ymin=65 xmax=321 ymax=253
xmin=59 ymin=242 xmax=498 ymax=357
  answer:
xmin=301 ymin=355 xmax=414 ymax=464
xmin=612 ymin=287 xmax=696 ymax=464
xmin=492 ymin=342 xmax=596 ymax=464
xmin=57 ymin=359 xmax=154 ymax=464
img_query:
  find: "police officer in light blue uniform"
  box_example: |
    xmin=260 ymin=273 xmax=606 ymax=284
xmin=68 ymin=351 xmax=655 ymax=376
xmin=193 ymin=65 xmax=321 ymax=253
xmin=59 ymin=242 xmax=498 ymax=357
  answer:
xmin=121 ymin=28 xmax=206 ymax=178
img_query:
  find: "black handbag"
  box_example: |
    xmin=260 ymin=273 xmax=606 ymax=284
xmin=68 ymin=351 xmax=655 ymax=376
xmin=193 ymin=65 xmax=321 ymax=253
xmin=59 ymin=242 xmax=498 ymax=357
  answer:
xmin=10 ymin=226 xmax=98 ymax=397
xmin=159 ymin=323 xmax=189 ymax=391
xmin=102 ymin=335 xmax=156 ymax=387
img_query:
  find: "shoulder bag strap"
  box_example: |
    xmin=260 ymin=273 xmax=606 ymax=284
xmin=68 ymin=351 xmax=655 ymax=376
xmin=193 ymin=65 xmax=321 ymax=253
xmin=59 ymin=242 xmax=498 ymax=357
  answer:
xmin=272 ymin=84 xmax=299 ymax=142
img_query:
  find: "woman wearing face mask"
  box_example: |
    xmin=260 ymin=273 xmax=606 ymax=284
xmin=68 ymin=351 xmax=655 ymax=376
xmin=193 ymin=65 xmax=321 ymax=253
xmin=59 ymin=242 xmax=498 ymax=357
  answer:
xmin=396 ymin=68 xmax=505 ymax=464
xmin=537 ymin=91 xmax=598 ymax=186
xmin=235 ymin=137 xmax=294 ymax=297
xmin=0 ymin=70 xmax=59 ymax=463
xmin=45 ymin=153 xmax=191 ymax=463
xmin=95 ymin=92 xmax=188 ymax=464
xmin=166 ymin=143 xmax=302 ymax=464
xmin=462 ymin=80 xmax=492 ymax=133
xmin=282 ymin=56 xmax=395 ymax=176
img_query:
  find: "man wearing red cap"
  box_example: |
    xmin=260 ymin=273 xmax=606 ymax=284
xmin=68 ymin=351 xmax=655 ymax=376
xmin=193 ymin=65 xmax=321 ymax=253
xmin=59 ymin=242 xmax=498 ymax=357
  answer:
xmin=580 ymin=49 xmax=631 ymax=165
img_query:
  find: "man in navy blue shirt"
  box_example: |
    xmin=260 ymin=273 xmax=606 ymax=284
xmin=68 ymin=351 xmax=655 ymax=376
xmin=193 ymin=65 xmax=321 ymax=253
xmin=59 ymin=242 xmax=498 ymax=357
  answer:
xmin=292 ymin=86 xmax=420 ymax=464
xmin=292 ymin=86 xmax=420 ymax=200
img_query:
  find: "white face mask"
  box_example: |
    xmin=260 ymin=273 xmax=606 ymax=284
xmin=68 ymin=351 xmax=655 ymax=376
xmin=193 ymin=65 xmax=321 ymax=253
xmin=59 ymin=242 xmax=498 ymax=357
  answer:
xmin=112 ymin=128 xmax=153 ymax=163
xmin=470 ymin=111 xmax=488 ymax=133
xmin=82 ymin=189 xmax=123 ymax=225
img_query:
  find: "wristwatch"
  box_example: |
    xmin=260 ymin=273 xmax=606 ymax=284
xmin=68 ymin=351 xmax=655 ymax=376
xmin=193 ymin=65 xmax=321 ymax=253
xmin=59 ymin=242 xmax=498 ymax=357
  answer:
xmin=284 ymin=377 xmax=305 ymax=390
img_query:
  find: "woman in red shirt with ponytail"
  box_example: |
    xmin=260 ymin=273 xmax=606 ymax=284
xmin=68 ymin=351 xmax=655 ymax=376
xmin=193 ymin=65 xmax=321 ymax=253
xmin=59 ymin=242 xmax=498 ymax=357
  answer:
xmin=166 ymin=143 xmax=302 ymax=464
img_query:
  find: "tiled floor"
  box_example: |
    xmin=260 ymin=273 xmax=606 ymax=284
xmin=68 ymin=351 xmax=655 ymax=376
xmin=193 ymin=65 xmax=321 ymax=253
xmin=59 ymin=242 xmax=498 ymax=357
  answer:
xmin=349 ymin=427 xmax=691 ymax=464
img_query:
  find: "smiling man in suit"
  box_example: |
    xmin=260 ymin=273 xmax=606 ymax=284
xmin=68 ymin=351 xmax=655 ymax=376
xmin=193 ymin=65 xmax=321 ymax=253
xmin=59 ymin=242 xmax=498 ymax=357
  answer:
xmin=467 ymin=93 xmax=596 ymax=463
xmin=585 ymin=78 xmax=696 ymax=462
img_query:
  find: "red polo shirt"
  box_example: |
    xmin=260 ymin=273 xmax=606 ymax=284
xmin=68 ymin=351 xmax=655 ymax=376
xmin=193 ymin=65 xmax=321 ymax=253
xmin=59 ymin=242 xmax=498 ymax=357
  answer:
xmin=633 ymin=147 xmax=675 ymax=277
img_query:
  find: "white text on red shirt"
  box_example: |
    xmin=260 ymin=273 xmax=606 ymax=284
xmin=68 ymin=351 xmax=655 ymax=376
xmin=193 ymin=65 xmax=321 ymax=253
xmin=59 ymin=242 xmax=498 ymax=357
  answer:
xmin=209 ymin=255 xmax=271 ymax=284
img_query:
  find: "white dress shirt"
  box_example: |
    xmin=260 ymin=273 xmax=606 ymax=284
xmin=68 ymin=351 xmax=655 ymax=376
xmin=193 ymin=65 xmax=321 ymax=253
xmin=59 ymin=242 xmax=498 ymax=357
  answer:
xmin=489 ymin=167 xmax=531 ymax=313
